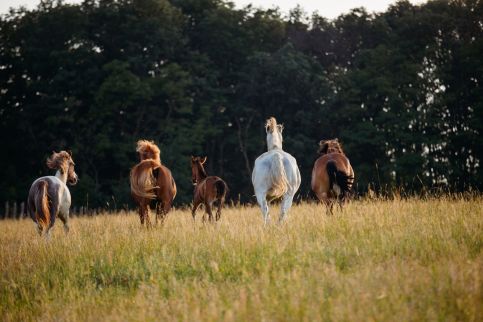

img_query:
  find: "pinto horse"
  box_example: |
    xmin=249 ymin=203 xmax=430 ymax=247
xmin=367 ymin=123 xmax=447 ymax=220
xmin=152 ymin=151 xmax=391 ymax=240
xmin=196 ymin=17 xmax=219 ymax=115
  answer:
xmin=130 ymin=140 xmax=176 ymax=226
xmin=311 ymin=139 xmax=355 ymax=213
xmin=191 ymin=156 xmax=228 ymax=222
xmin=252 ymin=117 xmax=301 ymax=224
xmin=27 ymin=150 xmax=78 ymax=237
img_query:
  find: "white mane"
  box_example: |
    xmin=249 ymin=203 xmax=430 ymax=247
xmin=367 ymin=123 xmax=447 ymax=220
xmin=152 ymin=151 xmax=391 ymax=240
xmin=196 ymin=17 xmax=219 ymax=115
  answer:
xmin=252 ymin=117 xmax=301 ymax=224
xmin=265 ymin=117 xmax=283 ymax=150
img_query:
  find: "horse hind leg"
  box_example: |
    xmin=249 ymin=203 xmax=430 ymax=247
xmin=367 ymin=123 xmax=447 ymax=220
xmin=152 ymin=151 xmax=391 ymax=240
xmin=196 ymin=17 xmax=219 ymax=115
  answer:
xmin=279 ymin=193 xmax=294 ymax=223
xmin=145 ymin=206 xmax=152 ymax=228
xmin=215 ymin=198 xmax=223 ymax=221
xmin=206 ymin=202 xmax=214 ymax=223
xmin=255 ymin=192 xmax=270 ymax=225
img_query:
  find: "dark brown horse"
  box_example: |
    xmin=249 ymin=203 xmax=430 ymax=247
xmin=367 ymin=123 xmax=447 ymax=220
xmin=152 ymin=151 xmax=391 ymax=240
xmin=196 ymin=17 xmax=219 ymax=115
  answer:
xmin=191 ymin=156 xmax=228 ymax=222
xmin=130 ymin=140 xmax=177 ymax=226
xmin=27 ymin=151 xmax=78 ymax=237
xmin=311 ymin=139 xmax=354 ymax=213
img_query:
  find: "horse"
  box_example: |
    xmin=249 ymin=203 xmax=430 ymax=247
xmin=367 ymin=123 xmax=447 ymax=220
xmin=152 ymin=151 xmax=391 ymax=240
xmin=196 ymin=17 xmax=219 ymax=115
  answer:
xmin=27 ymin=150 xmax=78 ymax=237
xmin=252 ymin=117 xmax=301 ymax=224
xmin=130 ymin=140 xmax=177 ymax=226
xmin=311 ymin=138 xmax=355 ymax=213
xmin=190 ymin=156 xmax=228 ymax=222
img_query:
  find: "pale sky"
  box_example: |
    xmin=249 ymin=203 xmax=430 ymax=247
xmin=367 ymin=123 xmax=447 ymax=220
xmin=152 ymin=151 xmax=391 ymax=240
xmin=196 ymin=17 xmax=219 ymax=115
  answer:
xmin=1 ymin=0 xmax=425 ymax=18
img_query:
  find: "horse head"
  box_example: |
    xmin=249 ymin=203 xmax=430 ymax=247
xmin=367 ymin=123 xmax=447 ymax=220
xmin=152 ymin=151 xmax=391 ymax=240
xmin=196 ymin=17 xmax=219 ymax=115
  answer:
xmin=191 ymin=156 xmax=207 ymax=185
xmin=318 ymin=138 xmax=344 ymax=155
xmin=47 ymin=150 xmax=78 ymax=185
xmin=265 ymin=117 xmax=283 ymax=150
xmin=136 ymin=140 xmax=161 ymax=162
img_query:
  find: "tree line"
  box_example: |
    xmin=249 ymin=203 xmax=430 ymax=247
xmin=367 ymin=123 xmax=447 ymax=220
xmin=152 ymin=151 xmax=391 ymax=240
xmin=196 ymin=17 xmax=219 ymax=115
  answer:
xmin=0 ymin=0 xmax=481 ymax=209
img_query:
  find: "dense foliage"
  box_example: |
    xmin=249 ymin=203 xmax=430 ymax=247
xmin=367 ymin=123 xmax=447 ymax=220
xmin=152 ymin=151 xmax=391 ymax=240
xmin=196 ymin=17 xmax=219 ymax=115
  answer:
xmin=0 ymin=0 xmax=481 ymax=208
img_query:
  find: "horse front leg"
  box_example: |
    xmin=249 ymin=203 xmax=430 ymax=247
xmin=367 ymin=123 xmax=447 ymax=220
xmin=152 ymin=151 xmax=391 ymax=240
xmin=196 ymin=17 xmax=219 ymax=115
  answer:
xmin=192 ymin=200 xmax=201 ymax=222
xmin=58 ymin=210 xmax=70 ymax=234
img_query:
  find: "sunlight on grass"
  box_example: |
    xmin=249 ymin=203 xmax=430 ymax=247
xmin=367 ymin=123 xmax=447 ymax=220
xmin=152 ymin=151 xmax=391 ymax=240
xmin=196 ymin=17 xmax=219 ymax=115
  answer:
xmin=0 ymin=197 xmax=481 ymax=321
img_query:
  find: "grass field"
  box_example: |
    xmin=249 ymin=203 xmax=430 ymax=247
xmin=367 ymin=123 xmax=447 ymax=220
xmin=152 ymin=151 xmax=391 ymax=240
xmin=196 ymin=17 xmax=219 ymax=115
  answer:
xmin=0 ymin=197 xmax=481 ymax=321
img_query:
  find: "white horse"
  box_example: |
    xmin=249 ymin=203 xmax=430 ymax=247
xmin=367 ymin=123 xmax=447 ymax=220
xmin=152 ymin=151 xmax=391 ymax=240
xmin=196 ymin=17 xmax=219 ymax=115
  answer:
xmin=252 ymin=117 xmax=301 ymax=224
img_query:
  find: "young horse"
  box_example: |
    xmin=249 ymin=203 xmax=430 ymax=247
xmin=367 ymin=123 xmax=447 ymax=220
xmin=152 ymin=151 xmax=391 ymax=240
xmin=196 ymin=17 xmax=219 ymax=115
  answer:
xmin=252 ymin=117 xmax=301 ymax=224
xmin=311 ymin=139 xmax=355 ymax=213
xmin=27 ymin=150 xmax=78 ymax=237
xmin=190 ymin=156 xmax=228 ymax=222
xmin=130 ymin=140 xmax=177 ymax=226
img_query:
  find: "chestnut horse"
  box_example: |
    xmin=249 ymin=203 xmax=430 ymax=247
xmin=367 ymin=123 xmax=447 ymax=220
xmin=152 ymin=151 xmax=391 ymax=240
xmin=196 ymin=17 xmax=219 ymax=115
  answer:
xmin=27 ymin=150 xmax=78 ymax=237
xmin=191 ymin=156 xmax=228 ymax=222
xmin=130 ymin=140 xmax=176 ymax=226
xmin=311 ymin=139 xmax=354 ymax=213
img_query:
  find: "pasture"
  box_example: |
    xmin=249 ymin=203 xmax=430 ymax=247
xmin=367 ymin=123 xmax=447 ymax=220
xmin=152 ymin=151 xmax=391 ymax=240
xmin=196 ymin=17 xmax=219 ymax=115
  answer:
xmin=1 ymin=197 xmax=481 ymax=321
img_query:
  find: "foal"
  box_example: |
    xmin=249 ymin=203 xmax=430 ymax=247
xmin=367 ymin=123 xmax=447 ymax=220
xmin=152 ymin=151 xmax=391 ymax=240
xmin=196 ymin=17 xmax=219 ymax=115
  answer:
xmin=311 ymin=139 xmax=354 ymax=213
xmin=27 ymin=151 xmax=78 ymax=237
xmin=191 ymin=156 xmax=228 ymax=222
xmin=130 ymin=140 xmax=177 ymax=226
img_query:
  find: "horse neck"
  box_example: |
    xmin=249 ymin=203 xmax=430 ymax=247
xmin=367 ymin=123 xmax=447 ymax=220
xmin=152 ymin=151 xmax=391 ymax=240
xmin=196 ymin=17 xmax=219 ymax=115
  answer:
xmin=194 ymin=164 xmax=207 ymax=183
xmin=55 ymin=169 xmax=68 ymax=183
xmin=267 ymin=132 xmax=283 ymax=151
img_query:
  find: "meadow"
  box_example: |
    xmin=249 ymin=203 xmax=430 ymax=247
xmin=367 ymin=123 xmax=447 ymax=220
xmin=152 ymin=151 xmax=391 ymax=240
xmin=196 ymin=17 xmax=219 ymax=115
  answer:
xmin=0 ymin=197 xmax=481 ymax=321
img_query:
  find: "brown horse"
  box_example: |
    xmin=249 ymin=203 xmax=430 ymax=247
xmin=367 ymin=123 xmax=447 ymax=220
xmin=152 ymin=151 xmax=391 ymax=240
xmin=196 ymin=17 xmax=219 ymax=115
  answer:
xmin=311 ymin=139 xmax=355 ymax=213
xmin=191 ymin=156 xmax=228 ymax=222
xmin=130 ymin=140 xmax=177 ymax=226
xmin=27 ymin=150 xmax=78 ymax=237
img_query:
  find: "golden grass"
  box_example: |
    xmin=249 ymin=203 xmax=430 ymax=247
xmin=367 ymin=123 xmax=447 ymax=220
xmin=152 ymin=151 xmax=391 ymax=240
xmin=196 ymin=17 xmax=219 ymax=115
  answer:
xmin=0 ymin=198 xmax=482 ymax=321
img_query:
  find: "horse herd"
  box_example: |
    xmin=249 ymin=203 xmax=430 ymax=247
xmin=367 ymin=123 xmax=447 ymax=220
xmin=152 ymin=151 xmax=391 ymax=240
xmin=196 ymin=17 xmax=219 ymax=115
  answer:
xmin=27 ymin=117 xmax=354 ymax=237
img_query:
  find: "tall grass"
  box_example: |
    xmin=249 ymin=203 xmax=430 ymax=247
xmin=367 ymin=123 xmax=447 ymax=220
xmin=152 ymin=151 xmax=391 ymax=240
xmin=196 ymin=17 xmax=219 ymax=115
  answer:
xmin=0 ymin=197 xmax=481 ymax=321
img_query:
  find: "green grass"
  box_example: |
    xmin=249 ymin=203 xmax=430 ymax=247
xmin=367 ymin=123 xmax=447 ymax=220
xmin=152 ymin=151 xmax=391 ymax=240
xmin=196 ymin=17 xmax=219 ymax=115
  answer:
xmin=0 ymin=197 xmax=481 ymax=321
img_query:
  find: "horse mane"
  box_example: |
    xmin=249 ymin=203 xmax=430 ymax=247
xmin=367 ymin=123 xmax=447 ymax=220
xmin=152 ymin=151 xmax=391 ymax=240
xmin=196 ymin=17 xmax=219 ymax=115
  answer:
xmin=136 ymin=140 xmax=161 ymax=162
xmin=318 ymin=139 xmax=344 ymax=155
xmin=265 ymin=117 xmax=284 ymax=134
xmin=46 ymin=151 xmax=71 ymax=170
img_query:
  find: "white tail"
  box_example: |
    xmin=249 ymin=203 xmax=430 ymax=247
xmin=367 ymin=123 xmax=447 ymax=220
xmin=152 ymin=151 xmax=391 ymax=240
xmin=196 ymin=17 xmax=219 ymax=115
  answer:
xmin=269 ymin=153 xmax=288 ymax=198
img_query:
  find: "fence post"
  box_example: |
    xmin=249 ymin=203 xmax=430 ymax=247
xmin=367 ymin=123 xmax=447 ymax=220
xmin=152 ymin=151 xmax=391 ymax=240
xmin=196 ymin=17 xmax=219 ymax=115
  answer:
xmin=19 ymin=202 xmax=25 ymax=219
xmin=5 ymin=201 xmax=9 ymax=218
xmin=12 ymin=202 xmax=17 ymax=219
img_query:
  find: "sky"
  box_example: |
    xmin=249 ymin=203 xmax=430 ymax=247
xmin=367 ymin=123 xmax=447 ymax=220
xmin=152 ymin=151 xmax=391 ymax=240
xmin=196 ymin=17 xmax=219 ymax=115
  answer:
xmin=1 ymin=0 xmax=425 ymax=18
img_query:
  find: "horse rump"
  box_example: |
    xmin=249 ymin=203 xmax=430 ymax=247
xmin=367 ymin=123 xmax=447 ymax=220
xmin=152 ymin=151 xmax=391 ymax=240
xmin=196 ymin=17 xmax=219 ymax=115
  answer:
xmin=214 ymin=179 xmax=228 ymax=199
xmin=269 ymin=153 xmax=289 ymax=198
xmin=326 ymin=161 xmax=354 ymax=200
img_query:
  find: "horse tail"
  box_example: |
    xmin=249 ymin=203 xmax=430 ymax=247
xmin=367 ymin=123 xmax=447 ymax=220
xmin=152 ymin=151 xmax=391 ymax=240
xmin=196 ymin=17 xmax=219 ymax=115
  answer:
xmin=33 ymin=180 xmax=50 ymax=229
xmin=270 ymin=153 xmax=289 ymax=197
xmin=215 ymin=179 xmax=228 ymax=199
xmin=326 ymin=161 xmax=354 ymax=199
xmin=130 ymin=159 xmax=161 ymax=199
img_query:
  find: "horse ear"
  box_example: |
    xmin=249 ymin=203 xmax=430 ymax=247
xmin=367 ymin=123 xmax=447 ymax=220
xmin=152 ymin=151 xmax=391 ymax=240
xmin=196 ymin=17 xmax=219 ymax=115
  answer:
xmin=277 ymin=124 xmax=284 ymax=133
xmin=335 ymin=138 xmax=339 ymax=142
xmin=318 ymin=141 xmax=328 ymax=154
xmin=201 ymin=156 xmax=207 ymax=164
xmin=67 ymin=149 xmax=73 ymax=157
